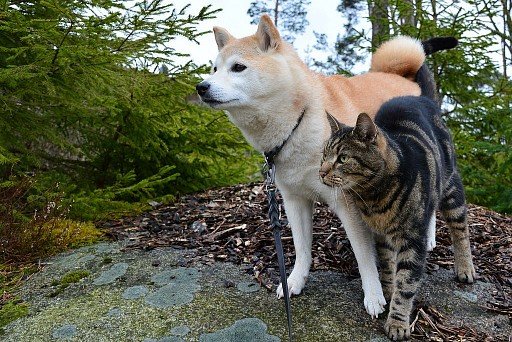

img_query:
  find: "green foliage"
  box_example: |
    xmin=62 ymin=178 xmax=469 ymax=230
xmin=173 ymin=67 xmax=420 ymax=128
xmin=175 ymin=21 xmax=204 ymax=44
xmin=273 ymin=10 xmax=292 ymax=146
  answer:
xmin=448 ymin=78 xmax=512 ymax=213
xmin=0 ymin=177 xmax=103 ymax=263
xmin=408 ymin=2 xmax=512 ymax=213
xmin=309 ymin=0 xmax=512 ymax=213
xmin=0 ymin=1 xmax=261 ymax=222
xmin=414 ymin=2 xmax=512 ymax=213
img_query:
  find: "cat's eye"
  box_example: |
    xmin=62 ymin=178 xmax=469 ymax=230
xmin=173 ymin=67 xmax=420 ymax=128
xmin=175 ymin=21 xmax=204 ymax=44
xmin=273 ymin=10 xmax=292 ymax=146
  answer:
xmin=213 ymin=66 xmax=217 ymax=73
xmin=337 ymin=155 xmax=348 ymax=163
xmin=231 ymin=63 xmax=247 ymax=72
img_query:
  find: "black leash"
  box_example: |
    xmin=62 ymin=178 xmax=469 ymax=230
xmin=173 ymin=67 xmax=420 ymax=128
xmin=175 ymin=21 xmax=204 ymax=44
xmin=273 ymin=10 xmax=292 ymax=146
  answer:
xmin=263 ymin=160 xmax=293 ymax=342
xmin=262 ymin=108 xmax=306 ymax=342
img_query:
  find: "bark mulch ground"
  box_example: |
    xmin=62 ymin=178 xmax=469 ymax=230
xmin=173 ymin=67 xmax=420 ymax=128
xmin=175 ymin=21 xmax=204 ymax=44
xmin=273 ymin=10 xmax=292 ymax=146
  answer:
xmin=103 ymin=182 xmax=511 ymax=341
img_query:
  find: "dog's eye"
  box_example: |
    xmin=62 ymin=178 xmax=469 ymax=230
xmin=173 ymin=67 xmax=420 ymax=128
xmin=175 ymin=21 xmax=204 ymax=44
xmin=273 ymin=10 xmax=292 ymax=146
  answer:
xmin=231 ymin=63 xmax=247 ymax=72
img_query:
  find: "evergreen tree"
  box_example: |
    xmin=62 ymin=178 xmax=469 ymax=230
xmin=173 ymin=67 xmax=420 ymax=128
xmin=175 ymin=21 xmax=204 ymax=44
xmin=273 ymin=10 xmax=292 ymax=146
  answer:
xmin=312 ymin=0 xmax=367 ymax=75
xmin=247 ymin=0 xmax=311 ymax=43
xmin=313 ymin=0 xmax=512 ymax=212
xmin=0 ymin=1 xmax=261 ymax=219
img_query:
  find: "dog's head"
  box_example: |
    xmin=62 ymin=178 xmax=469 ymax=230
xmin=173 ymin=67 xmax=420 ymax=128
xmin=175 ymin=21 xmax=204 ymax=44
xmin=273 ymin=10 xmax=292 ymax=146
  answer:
xmin=196 ymin=15 xmax=297 ymax=110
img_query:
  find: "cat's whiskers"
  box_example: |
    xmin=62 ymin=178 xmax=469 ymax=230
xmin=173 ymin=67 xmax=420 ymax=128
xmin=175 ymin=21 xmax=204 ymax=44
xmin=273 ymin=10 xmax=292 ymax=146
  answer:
xmin=348 ymin=188 xmax=370 ymax=211
xmin=352 ymin=178 xmax=378 ymax=192
xmin=338 ymin=187 xmax=349 ymax=209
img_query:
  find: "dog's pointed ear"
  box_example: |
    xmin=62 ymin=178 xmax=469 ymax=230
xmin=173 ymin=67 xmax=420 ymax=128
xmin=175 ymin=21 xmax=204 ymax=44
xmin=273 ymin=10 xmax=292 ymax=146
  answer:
xmin=256 ymin=14 xmax=281 ymax=51
xmin=354 ymin=113 xmax=377 ymax=143
xmin=326 ymin=111 xmax=343 ymax=134
xmin=213 ymin=26 xmax=234 ymax=51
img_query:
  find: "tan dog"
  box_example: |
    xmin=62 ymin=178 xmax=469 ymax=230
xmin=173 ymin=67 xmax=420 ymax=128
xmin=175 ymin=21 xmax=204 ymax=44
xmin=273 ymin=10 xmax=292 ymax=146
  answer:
xmin=196 ymin=15 xmax=426 ymax=317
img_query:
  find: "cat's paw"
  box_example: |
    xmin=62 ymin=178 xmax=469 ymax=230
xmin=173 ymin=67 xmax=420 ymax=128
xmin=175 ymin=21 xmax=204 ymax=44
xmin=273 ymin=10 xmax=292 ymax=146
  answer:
xmin=384 ymin=317 xmax=410 ymax=341
xmin=276 ymin=272 xmax=307 ymax=298
xmin=455 ymin=261 xmax=476 ymax=283
xmin=364 ymin=291 xmax=386 ymax=318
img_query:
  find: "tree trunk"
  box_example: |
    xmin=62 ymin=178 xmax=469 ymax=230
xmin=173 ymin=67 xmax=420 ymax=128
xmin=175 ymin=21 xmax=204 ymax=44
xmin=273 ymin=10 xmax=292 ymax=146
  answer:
xmin=274 ymin=0 xmax=279 ymax=26
xmin=499 ymin=0 xmax=511 ymax=78
xmin=399 ymin=0 xmax=423 ymax=31
xmin=368 ymin=0 xmax=390 ymax=49
xmin=399 ymin=0 xmax=416 ymax=28
xmin=480 ymin=0 xmax=511 ymax=78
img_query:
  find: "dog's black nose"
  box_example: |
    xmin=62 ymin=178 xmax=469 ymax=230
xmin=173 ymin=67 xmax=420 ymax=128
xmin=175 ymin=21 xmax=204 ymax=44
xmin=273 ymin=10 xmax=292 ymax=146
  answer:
xmin=196 ymin=82 xmax=210 ymax=96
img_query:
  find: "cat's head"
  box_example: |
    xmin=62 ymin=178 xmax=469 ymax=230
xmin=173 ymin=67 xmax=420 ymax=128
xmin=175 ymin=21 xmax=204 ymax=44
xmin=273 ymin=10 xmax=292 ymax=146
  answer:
xmin=320 ymin=112 xmax=387 ymax=190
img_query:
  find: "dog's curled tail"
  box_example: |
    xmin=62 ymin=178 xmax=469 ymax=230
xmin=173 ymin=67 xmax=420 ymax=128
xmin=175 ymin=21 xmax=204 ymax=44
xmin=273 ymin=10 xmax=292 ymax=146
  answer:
xmin=371 ymin=35 xmax=458 ymax=102
xmin=370 ymin=36 xmax=425 ymax=80
xmin=370 ymin=36 xmax=458 ymax=80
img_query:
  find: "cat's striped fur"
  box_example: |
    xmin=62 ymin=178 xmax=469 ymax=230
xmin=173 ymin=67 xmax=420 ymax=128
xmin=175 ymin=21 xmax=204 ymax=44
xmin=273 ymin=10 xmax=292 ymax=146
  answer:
xmin=319 ymin=63 xmax=475 ymax=340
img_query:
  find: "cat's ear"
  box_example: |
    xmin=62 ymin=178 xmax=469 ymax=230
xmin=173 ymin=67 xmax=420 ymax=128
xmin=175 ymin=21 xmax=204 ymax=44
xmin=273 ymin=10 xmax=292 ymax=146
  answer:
xmin=326 ymin=111 xmax=343 ymax=134
xmin=213 ymin=26 xmax=235 ymax=51
xmin=354 ymin=113 xmax=377 ymax=143
xmin=256 ymin=14 xmax=282 ymax=51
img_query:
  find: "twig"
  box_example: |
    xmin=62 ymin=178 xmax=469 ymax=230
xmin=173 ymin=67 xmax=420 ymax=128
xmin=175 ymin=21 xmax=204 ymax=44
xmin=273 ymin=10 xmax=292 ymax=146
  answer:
xmin=207 ymin=224 xmax=246 ymax=240
xmin=419 ymin=308 xmax=446 ymax=338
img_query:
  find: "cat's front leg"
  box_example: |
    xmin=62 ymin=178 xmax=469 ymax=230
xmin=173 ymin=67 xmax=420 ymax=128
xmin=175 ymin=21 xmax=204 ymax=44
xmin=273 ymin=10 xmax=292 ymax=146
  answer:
xmin=375 ymin=234 xmax=397 ymax=302
xmin=275 ymin=192 xmax=314 ymax=298
xmin=385 ymin=236 xmax=427 ymax=341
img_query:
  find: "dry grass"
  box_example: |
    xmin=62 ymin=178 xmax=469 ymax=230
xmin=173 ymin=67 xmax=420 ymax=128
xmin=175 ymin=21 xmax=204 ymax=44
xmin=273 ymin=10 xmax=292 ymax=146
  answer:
xmin=0 ymin=176 xmax=103 ymax=264
xmin=0 ymin=176 xmax=104 ymax=329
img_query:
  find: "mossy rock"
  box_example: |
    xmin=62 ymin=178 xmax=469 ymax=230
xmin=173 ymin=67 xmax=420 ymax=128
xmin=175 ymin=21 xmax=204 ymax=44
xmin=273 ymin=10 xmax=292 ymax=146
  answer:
xmin=49 ymin=269 xmax=90 ymax=297
xmin=0 ymin=300 xmax=29 ymax=332
xmin=59 ymin=270 xmax=91 ymax=286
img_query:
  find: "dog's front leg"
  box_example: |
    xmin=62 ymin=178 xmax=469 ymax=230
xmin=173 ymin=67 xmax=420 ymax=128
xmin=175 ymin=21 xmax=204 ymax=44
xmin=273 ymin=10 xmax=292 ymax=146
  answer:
xmin=276 ymin=192 xmax=314 ymax=298
xmin=333 ymin=203 xmax=386 ymax=317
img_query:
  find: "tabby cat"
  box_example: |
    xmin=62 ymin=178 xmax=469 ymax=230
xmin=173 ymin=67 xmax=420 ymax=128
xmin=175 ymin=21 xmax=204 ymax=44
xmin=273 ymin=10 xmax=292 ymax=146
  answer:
xmin=319 ymin=68 xmax=475 ymax=340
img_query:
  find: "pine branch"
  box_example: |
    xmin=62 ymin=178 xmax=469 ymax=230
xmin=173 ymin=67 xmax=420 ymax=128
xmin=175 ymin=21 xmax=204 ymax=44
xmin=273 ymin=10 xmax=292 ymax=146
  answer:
xmin=51 ymin=21 xmax=74 ymax=70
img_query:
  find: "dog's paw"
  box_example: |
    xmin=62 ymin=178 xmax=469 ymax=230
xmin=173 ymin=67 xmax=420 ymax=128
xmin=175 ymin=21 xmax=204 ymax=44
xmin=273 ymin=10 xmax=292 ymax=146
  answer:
xmin=385 ymin=317 xmax=410 ymax=341
xmin=276 ymin=273 xmax=306 ymax=299
xmin=364 ymin=291 xmax=386 ymax=318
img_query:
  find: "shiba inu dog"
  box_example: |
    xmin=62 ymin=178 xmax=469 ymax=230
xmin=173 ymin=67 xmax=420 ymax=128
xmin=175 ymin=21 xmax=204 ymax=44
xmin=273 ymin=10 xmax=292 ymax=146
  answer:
xmin=196 ymin=14 xmax=446 ymax=317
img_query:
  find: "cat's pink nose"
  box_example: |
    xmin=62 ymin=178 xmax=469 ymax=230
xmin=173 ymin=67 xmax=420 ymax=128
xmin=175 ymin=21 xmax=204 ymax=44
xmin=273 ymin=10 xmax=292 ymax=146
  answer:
xmin=319 ymin=162 xmax=332 ymax=178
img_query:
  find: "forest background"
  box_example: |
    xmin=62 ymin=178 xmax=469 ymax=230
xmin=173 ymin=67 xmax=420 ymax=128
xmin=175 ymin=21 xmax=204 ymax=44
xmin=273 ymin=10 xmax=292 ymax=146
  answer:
xmin=0 ymin=0 xmax=510 ymax=279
